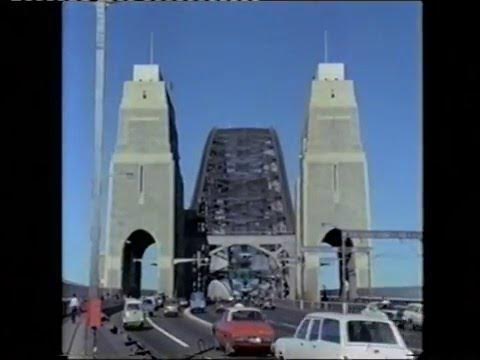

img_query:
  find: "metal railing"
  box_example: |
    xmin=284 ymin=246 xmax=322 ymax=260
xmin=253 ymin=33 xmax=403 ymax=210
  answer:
xmin=276 ymin=299 xmax=367 ymax=314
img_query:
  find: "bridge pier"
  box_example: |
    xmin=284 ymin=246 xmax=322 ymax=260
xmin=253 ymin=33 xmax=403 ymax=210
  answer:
xmin=102 ymin=63 xmax=181 ymax=298
xmin=299 ymin=62 xmax=372 ymax=302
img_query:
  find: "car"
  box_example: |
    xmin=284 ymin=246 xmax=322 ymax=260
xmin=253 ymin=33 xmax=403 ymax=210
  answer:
xmin=215 ymin=299 xmax=231 ymax=313
xmin=402 ymin=303 xmax=423 ymax=330
xmin=122 ymin=298 xmax=145 ymax=329
xmin=163 ymin=299 xmax=180 ymax=317
xmin=361 ymin=301 xmax=392 ymax=321
xmin=272 ymin=312 xmax=415 ymax=359
xmin=154 ymin=293 xmax=165 ymax=309
xmin=190 ymin=292 xmax=206 ymax=314
xmin=262 ymin=299 xmax=276 ymax=310
xmin=178 ymin=297 xmax=189 ymax=308
xmin=212 ymin=305 xmax=275 ymax=356
xmin=142 ymin=297 xmax=156 ymax=317
xmin=391 ymin=305 xmax=408 ymax=327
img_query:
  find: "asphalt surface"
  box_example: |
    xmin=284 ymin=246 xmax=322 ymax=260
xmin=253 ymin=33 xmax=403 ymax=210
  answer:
xmin=107 ymin=308 xmax=273 ymax=359
xmin=103 ymin=305 xmax=422 ymax=359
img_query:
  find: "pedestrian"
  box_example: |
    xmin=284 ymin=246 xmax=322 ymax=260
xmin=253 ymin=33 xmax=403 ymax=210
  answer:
xmin=69 ymin=293 xmax=80 ymax=324
xmin=322 ymin=285 xmax=328 ymax=302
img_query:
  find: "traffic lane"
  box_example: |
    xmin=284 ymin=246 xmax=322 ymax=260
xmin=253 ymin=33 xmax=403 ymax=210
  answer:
xmin=147 ymin=311 xmax=217 ymax=354
xmin=148 ymin=311 xmax=273 ymax=359
xmin=199 ymin=306 xmax=421 ymax=352
xmin=195 ymin=306 xmax=294 ymax=343
xmin=109 ymin=311 xmax=182 ymax=359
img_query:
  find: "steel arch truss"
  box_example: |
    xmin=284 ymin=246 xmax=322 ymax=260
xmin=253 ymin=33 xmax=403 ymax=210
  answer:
xmin=191 ymin=128 xmax=295 ymax=236
xmin=207 ymin=235 xmax=296 ymax=299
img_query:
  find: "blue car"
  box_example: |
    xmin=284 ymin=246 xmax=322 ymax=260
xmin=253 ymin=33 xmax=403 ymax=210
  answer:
xmin=190 ymin=292 xmax=206 ymax=314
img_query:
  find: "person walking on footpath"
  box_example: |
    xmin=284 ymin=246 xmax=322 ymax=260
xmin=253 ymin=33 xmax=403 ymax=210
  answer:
xmin=69 ymin=293 xmax=80 ymax=324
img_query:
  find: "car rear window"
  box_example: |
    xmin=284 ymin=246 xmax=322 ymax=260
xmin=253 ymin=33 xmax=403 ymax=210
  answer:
xmin=347 ymin=321 xmax=397 ymax=344
xmin=231 ymin=310 xmax=264 ymax=321
xmin=127 ymin=304 xmax=140 ymax=311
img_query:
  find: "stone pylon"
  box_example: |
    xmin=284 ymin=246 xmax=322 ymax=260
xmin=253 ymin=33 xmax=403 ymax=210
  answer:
xmin=102 ymin=64 xmax=179 ymax=297
xmin=300 ymin=63 xmax=372 ymax=302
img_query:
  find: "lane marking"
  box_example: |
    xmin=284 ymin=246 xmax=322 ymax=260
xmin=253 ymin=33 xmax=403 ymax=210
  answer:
xmin=146 ymin=317 xmax=190 ymax=348
xmin=184 ymin=308 xmax=213 ymax=330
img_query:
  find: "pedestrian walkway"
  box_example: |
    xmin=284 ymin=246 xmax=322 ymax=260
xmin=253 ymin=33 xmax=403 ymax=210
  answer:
xmin=62 ymin=313 xmax=90 ymax=358
xmin=62 ymin=310 xmax=148 ymax=359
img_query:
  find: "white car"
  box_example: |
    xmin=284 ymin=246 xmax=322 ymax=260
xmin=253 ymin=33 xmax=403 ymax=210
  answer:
xmin=402 ymin=303 xmax=423 ymax=330
xmin=272 ymin=312 xmax=415 ymax=359
xmin=122 ymin=298 xmax=145 ymax=329
xmin=163 ymin=299 xmax=180 ymax=317
xmin=361 ymin=301 xmax=396 ymax=321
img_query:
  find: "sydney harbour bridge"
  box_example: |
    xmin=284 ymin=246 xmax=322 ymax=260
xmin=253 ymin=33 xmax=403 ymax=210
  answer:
xmin=97 ymin=53 xmax=395 ymax=304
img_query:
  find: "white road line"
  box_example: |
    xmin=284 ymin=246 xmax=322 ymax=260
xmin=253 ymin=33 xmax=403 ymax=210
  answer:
xmin=183 ymin=308 xmax=213 ymax=330
xmin=146 ymin=317 xmax=190 ymax=348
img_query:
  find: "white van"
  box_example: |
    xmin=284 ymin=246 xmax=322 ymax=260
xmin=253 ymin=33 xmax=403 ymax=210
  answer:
xmin=122 ymin=298 xmax=145 ymax=329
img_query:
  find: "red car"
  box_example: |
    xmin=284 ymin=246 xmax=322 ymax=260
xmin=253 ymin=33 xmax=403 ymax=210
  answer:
xmin=212 ymin=305 xmax=275 ymax=356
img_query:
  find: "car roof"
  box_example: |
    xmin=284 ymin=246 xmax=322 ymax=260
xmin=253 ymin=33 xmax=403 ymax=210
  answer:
xmin=228 ymin=306 xmax=261 ymax=313
xmin=306 ymin=312 xmax=391 ymax=323
xmin=407 ymin=303 xmax=422 ymax=307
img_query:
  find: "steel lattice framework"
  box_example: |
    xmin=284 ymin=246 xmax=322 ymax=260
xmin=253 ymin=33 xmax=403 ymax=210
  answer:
xmin=191 ymin=128 xmax=295 ymax=236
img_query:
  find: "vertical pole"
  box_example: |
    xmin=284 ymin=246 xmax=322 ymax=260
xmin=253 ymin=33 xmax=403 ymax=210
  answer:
xmin=86 ymin=3 xmax=106 ymax=354
xmin=418 ymin=239 xmax=423 ymax=287
xmin=368 ymin=247 xmax=373 ymax=297
xmin=89 ymin=0 xmax=106 ymax=300
xmin=341 ymin=231 xmax=347 ymax=314
xmin=295 ymin=178 xmax=302 ymax=301
xmin=324 ymin=30 xmax=328 ymax=63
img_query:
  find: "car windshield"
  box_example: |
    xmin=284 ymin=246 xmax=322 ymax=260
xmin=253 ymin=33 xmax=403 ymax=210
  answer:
xmin=231 ymin=310 xmax=264 ymax=321
xmin=143 ymin=299 xmax=153 ymax=305
xmin=347 ymin=321 xmax=398 ymax=344
xmin=165 ymin=300 xmax=177 ymax=306
xmin=126 ymin=304 xmax=141 ymax=311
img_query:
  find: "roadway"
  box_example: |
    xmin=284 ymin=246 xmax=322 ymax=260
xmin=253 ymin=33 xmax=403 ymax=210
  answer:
xmin=104 ymin=304 xmax=422 ymax=359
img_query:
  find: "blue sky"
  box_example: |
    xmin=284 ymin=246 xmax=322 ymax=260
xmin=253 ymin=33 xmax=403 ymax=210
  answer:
xmin=62 ymin=2 xmax=422 ymax=290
